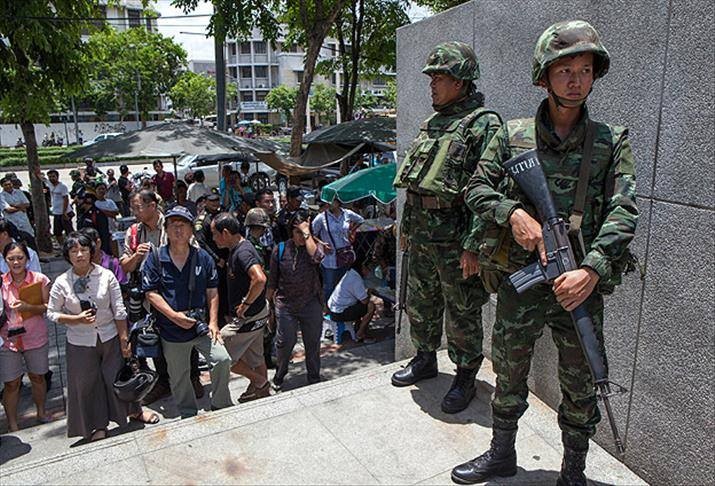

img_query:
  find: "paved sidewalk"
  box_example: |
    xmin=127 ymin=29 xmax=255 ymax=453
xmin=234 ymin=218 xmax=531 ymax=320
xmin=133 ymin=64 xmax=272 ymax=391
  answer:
xmin=0 ymin=351 xmax=645 ymax=485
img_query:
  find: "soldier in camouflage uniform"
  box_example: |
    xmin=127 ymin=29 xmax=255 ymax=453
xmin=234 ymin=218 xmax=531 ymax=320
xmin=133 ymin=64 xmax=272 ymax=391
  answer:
xmin=392 ymin=42 xmax=502 ymax=414
xmin=451 ymin=21 xmax=639 ymax=486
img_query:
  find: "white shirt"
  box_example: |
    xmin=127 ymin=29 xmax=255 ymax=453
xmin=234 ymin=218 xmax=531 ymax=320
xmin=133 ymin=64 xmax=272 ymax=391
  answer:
xmin=328 ymin=268 xmax=368 ymax=314
xmin=46 ymin=265 xmax=127 ymax=347
xmin=187 ymin=182 xmax=211 ymax=202
xmin=50 ymin=182 xmax=70 ymax=216
xmin=0 ymin=241 xmax=41 ymax=274
xmin=0 ymin=189 xmax=34 ymax=236
xmin=312 ymin=209 xmax=364 ymax=269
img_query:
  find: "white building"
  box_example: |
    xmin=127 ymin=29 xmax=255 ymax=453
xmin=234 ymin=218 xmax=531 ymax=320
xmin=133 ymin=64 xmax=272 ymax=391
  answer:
xmin=225 ymin=28 xmax=395 ymax=126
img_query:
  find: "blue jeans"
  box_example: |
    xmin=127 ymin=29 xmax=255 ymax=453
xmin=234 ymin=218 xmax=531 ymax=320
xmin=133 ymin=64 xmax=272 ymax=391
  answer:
xmin=321 ymin=266 xmax=348 ymax=303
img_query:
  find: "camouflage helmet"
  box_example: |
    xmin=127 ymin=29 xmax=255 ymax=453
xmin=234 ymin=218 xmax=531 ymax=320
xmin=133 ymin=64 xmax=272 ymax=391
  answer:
xmin=244 ymin=207 xmax=270 ymax=228
xmin=422 ymin=41 xmax=480 ymax=81
xmin=532 ymin=20 xmax=610 ymax=85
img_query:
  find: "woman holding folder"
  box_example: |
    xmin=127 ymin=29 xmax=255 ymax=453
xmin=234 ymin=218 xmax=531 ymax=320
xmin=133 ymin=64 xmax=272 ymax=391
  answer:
xmin=0 ymin=241 xmax=51 ymax=431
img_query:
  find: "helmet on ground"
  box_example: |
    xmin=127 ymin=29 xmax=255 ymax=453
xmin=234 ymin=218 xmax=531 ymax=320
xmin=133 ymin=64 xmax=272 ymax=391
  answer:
xmin=113 ymin=359 xmax=158 ymax=403
xmin=244 ymin=207 xmax=270 ymax=228
xmin=422 ymin=41 xmax=480 ymax=81
xmin=532 ymin=20 xmax=610 ymax=85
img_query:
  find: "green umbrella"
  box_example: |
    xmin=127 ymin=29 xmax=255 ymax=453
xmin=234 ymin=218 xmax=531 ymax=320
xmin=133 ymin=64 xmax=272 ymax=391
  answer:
xmin=320 ymin=163 xmax=397 ymax=205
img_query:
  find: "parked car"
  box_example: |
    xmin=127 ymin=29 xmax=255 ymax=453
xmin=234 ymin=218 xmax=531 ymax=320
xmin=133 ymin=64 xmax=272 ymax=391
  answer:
xmin=82 ymin=132 xmax=122 ymax=146
xmin=176 ymin=153 xmax=287 ymax=192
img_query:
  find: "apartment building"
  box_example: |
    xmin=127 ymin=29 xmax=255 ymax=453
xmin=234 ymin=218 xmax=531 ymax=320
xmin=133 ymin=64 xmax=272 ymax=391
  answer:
xmin=225 ymin=28 xmax=395 ymax=125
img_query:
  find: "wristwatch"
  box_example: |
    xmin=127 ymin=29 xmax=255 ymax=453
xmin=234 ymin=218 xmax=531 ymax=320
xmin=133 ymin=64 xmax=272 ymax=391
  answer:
xmin=302 ymin=232 xmax=311 ymax=240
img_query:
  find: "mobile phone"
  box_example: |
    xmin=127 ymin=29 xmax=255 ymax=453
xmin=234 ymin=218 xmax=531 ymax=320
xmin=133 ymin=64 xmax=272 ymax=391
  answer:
xmin=80 ymin=300 xmax=97 ymax=316
xmin=7 ymin=326 xmax=27 ymax=338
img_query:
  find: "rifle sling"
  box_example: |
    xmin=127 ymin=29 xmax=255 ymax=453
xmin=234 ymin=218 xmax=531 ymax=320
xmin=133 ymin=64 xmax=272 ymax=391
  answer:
xmin=569 ymin=120 xmax=596 ymax=233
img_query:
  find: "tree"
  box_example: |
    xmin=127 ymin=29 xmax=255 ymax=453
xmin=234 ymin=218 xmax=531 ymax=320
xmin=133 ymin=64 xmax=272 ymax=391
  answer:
xmin=283 ymin=0 xmax=349 ymax=155
xmin=310 ymin=84 xmax=337 ymax=125
xmin=170 ymin=72 xmax=215 ymax=121
xmin=318 ymin=0 xmax=409 ymax=121
xmin=354 ymin=88 xmax=378 ymax=111
xmin=0 ymin=0 xmax=96 ymax=252
xmin=266 ymin=85 xmax=299 ymax=126
xmin=411 ymin=0 xmax=465 ymax=12
xmin=173 ymin=0 xmax=280 ymax=131
xmin=382 ymin=78 xmax=396 ymax=110
xmin=85 ymin=27 xmax=187 ymax=127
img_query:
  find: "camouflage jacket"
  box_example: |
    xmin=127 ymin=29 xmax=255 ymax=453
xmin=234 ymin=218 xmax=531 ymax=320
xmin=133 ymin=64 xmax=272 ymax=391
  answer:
xmin=465 ymin=99 xmax=638 ymax=283
xmin=397 ymin=95 xmax=502 ymax=251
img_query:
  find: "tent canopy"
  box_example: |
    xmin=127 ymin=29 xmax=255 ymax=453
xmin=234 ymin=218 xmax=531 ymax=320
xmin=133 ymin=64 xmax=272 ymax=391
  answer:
xmin=304 ymin=117 xmax=395 ymax=147
xmin=320 ymin=163 xmax=397 ymax=204
xmin=64 ymin=122 xmax=247 ymax=160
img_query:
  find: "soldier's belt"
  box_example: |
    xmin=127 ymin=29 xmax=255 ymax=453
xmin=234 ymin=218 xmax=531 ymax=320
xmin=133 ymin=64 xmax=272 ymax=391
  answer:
xmin=406 ymin=191 xmax=461 ymax=210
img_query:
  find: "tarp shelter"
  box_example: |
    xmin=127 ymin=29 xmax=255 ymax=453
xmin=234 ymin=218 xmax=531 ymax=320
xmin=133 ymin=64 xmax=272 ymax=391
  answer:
xmin=63 ymin=122 xmax=251 ymax=176
xmin=248 ymin=117 xmax=396 ymax=176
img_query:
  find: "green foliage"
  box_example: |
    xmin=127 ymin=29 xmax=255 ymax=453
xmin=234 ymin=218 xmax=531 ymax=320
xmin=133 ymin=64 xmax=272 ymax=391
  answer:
xmin=170 ymin=71 xmax=216 ymax=120
xmin=265 ymin=85 xmax=299 ymax=125
xmin=0 ymin=1 xmax=97 ymax=123
xmin=84 ymin=27 xmax=187 ymax=122
xmin=411 ymin=0 xmax=466 ymax=12
xmin=317 ymin=0 xmax=409 ymax=120
xmin=310 ymin=84 xmax=337 ymax=122
xmin=382 ymin=79 xmax=396 ymax=109
xmin=172 ymin=0 xmax=279 ymax=41
xmin=354 ymin=88 xmax=378 ymax=110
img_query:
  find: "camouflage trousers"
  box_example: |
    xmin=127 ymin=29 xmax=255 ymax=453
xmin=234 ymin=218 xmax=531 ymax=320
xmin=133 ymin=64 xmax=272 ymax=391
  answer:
xmin=406 ymin=241 xmax=488 ymax=369
xmin=491 ymin=278 xmax=604 ymax=447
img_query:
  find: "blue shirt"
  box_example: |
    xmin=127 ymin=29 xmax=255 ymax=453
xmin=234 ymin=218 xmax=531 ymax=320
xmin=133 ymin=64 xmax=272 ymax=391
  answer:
xmin=311 ymin=209 xmax=364 ymax=269
xmin=142 ymin=245 xmax=218 ymax=342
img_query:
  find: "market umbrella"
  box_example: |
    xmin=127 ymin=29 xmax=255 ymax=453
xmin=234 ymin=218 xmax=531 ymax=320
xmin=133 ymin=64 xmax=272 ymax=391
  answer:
xmin=320 ymin=163 xmax=397 ymax=204
xmin=304 ymin=117 xmax=395 ymax=147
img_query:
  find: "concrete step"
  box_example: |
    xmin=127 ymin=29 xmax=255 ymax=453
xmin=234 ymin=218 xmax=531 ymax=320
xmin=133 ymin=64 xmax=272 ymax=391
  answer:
xmin=0 ymin=350 xmax=646 ymax=485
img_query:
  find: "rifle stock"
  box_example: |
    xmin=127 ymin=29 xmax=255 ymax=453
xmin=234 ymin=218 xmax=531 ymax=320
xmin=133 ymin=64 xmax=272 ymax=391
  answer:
xmin=504 ymin=150 xmax=627 ymax=455
xmin=395 ymin=249 xmax=409 ymax=334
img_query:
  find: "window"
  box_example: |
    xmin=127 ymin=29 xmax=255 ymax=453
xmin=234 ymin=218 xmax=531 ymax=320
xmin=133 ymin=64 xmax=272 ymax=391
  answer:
xmin=254 ymin=41 xmax=267 ymax=54
xmin=241 ymin=92 xmax=254 ymax=102
xmin=239 ymin=67 xmax=253 ymax=78
xmin=331 ymin=73 xmax=337 ymax=85
xmin=240 ymin=42 xmax=251 ymax=54
xmin=285 ymin=43 xmax=301 ymax=53
xmin=145 ymin=16 xmax=153 ymax=32
xmin=327 ymin=43 xmax=337 ymax=58
xmin=229 ymin=67 xmax=237 ymax=80
xmin=296 ymin=71 xmax=304 ymax=83
xmin=127 ymin=9 xmax=141 ymax=28
xmin=229 ymin=43 xmax=237 ymax=56
xmin=255 ymin=91 xmax=268 ymax=102
xmin=254 ymin=66 xmax=268 ymax=78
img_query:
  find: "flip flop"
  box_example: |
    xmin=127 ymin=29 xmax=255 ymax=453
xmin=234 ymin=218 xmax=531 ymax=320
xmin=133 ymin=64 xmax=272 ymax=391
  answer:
xmin=131 ymin=411 xmax=160 ymax=425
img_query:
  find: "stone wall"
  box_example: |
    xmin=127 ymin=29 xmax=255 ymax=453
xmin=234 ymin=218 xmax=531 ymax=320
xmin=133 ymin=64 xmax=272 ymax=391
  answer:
xmin=395 ymin=1 xmax=714 ymax=484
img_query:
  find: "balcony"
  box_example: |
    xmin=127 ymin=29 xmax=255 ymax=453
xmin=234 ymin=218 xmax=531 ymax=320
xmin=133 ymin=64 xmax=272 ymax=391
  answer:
xmin=254 ymin=54 xmax=268 ymax=63
xmin=254 ymin=78 xmax=269 ymax=89
xmin=239 ymin=79 xmax=253 ymax=89
xmin=238 ymin=54 xmax=252 ymax=64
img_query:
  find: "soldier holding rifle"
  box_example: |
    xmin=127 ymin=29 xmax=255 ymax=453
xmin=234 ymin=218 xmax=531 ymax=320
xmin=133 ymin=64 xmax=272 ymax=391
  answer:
xmin=452 ymin=21 xmax=639 ymax=485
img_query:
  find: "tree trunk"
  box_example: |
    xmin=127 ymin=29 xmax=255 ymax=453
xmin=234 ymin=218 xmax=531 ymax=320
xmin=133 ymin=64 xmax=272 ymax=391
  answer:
xmin=289 ymin=33 xmax=324 ymax=157
xmin=20 ymin=122 xmax=52 ymax=253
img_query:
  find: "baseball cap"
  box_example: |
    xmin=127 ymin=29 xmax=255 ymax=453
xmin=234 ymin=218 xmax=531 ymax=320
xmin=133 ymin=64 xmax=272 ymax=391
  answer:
xmin=165 ymin=205 xmax=195 ymax=224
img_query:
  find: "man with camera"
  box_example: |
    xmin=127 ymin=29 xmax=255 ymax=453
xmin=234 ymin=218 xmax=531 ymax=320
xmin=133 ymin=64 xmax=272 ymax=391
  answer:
xmin=120 ymin=190 xmax=202 ymax=405
xmin=142 ymin=206 xmax=232 ymax=418
xmin=211 ymin=213 xmax=270 ymax=403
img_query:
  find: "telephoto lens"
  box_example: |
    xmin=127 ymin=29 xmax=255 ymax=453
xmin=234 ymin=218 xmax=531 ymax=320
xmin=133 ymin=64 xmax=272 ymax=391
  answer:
xmin=127 ymin=287 xmax=146 ymax=323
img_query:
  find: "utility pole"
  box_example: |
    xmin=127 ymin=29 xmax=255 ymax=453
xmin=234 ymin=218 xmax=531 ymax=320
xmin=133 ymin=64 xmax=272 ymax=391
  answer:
xmin=135 ymin=71 xmax=142 ymax=130
xmin=71 ymin=96 xmax=80 ymax=144
xmin=214 ymin=6 xmax=226 ymax=132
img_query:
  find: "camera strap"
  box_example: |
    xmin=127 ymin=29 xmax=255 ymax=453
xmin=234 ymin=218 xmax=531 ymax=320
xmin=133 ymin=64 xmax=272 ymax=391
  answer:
xmin=188 ymin=248 xmax=198 ymax=297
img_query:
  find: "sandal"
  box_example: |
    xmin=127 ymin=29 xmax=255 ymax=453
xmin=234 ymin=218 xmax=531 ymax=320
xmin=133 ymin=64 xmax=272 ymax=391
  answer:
xmin=130 ymin=411 xmax=160 ymax=425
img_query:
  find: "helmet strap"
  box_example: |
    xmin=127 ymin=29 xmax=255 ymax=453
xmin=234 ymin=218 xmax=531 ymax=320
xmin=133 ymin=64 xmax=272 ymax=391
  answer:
xmin=546 ymin=81 xmax=592 ymax=109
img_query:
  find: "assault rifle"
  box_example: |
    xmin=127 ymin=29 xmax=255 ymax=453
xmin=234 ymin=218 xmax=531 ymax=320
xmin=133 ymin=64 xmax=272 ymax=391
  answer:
xmin=394 ymin=249 xmax=409 ymax=334
xmin=504 ymin=149 xmax=627 ymax=455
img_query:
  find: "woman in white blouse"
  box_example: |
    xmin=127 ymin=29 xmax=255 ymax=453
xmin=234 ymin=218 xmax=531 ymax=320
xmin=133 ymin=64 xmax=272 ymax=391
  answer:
xmin=47 ymin=233 xmax=158 ymax=442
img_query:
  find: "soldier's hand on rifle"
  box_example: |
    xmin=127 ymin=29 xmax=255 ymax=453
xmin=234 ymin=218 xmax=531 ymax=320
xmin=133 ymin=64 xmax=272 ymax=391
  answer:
xmin=459 ymin=250 xmax=480 ymax=279
xmin=553 ymin=267 xmax=600 ymax=311
xmin=509 ymin=208 xmax=547 ymax=265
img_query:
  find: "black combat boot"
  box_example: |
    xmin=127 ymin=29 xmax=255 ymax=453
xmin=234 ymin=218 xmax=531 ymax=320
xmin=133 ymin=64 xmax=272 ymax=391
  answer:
xmin=451 ymin=428 xmax=517 ymax=484
xmin=391 ymin=350 xmax=438 ymax=387
xmin=556 ymin=442 xmax=588 ymax=486
xmin=441 ymin=365 xmax=479 ymax=414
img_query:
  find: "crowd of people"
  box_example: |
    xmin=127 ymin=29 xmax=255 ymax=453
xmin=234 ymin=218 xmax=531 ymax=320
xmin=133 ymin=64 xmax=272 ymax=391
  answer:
xmin=0 ymin=159 xmax=396 ymax=441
